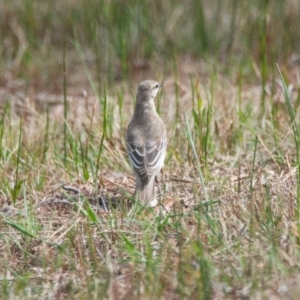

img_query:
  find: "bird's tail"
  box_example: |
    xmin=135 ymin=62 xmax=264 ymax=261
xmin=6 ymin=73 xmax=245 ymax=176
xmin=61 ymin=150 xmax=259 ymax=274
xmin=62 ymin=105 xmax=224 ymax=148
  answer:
xmin=135 ymin=176 xmax=156 ymax=206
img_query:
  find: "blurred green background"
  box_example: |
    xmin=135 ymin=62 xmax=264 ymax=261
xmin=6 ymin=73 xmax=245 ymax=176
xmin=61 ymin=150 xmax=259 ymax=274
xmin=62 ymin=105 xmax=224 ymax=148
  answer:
xmin=1 ymin=0 xmax=299 ymax=90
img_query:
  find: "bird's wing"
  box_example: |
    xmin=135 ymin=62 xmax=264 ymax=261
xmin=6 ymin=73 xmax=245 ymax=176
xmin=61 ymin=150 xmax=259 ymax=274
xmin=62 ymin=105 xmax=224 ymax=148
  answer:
xmin=126 ymin=133 xmax=167 ymax=185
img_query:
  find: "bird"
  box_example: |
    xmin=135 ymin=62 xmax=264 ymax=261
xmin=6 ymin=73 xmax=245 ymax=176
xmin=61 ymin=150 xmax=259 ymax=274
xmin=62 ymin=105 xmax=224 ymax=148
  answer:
xmin=126 ymin=80 xmax=167 ymax=206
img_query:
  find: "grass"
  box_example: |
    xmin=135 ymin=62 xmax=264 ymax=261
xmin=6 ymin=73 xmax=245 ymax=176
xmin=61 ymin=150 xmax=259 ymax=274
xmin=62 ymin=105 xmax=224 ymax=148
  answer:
xmin=1 ymin=0 xmax=300 ymax=299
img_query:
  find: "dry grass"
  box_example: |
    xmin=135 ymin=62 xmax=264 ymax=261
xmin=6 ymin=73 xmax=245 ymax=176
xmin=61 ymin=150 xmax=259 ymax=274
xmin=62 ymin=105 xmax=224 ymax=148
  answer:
xmin=1 ymin=57 xmax=300 ymax=299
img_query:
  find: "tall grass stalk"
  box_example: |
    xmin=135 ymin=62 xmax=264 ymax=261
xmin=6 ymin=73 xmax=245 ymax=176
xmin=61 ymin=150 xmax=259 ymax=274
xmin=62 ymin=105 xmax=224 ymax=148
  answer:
xmin=11 ymin=118 xmax=23 ymax=205
xmin=248 ymin=136 xmax=258 ymax=277
xmin=191 ymin=78 xmax=203 ymax=157
xmin=185 ymin=111 xmax=208 ymax=202
xmin=277 ymin=64 xmax=300 ymax=244
xmin=63 ymin=41 xmax=68 ymax=167
xmin=258 ymin=1 xmax=269 ymax=120
xmin=192 ymin=0 xmax=208 ymax=53
xmin=42 ymin=104 xmax=50 ymax=163
xmin=102 ymin=83 xmax=108 ymax=138
xmin=173 ymin=51 xmax=179 ymax=126
xmin=95 ymin=133 xmax=105 ymax=185
xmin=226 ymin=0 xmax=238 ymax=56
xmin=74 ymin=39 xmax=110 ymax=182
xmin=0 ymin=103 xmax=9 ymax=159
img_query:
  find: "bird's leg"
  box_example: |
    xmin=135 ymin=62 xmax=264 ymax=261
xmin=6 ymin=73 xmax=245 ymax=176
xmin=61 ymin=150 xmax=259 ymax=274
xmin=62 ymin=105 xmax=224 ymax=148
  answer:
xmin=155 ymin=176 xmax=162 ymax=195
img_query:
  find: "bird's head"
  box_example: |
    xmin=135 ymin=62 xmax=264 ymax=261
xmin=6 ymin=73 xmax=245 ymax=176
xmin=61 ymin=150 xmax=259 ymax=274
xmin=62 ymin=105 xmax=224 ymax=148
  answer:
xmin=137 ymin=80 xmax=162 ymax=101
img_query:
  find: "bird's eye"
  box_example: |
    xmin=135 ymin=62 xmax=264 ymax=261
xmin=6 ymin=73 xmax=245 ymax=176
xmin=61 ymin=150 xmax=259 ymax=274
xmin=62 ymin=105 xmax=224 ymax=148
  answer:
xmin=155 ymin=84 xmax=159 ymax=89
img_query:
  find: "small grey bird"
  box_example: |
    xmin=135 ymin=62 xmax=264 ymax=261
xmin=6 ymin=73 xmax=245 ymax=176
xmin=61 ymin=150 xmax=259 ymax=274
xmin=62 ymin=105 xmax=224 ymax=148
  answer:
xmin=126 ymin=80 xmax=167 ymax=205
